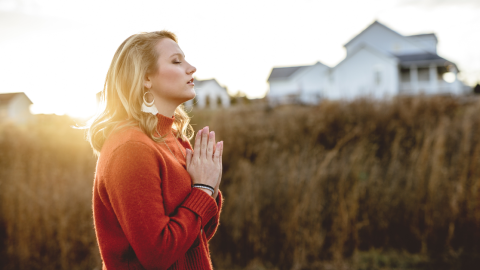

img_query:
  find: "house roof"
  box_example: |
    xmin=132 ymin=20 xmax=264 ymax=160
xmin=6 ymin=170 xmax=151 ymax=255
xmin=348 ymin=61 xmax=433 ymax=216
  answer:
xmin=193 ymin=78 xmax=227 ymax=91
xmin=395 ymin=52 xmax=458 ymax=70
xmin=267 ymin=66 xmax=308 ymax=81
xmin=344 ymin=20 xmax=405 ymax=47
xmin=343 ymin=20 xmax=434 ymax=55
xmin=267 ymin=61 xmax=329 ymax=81
xmin=193 ymin=78 xmax=212 ymax=88
xmin=332 ymin=44 xmax=398 ymax=71
xmin=406 ymin=33 xmax=438 ymax=42
xmin=0 ymin=92 xmax=33 ymax=105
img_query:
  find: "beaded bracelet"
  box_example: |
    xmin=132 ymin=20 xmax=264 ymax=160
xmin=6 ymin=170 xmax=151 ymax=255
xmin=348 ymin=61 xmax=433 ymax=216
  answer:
xmin=192 ymin=184 xmax=215 ymax=194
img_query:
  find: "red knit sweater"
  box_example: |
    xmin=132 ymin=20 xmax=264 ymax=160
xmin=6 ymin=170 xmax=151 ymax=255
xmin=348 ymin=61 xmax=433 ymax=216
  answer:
xmin=92 ymin=113 xmax=223 ymax=270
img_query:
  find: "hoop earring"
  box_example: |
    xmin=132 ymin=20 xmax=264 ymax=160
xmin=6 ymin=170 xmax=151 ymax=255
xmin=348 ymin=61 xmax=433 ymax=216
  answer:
xmin=141 ymin=91 xmax=158 ymax=115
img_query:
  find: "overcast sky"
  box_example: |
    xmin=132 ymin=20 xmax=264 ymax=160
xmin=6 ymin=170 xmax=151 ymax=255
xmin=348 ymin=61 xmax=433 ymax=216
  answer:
xmin=0 ymin=0 xmax=479 ymax=117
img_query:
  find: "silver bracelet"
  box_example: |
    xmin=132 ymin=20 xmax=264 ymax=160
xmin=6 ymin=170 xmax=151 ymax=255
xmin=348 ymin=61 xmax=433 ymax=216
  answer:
xmin=192 ymin=185 xmax=214 ymax=195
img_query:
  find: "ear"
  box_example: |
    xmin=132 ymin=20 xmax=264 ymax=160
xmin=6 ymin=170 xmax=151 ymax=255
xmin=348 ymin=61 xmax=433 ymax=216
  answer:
xmin=144 ymin=74 xmax=153 ymax=89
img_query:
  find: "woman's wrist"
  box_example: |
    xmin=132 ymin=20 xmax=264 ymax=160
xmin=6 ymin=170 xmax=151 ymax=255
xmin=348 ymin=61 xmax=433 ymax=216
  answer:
xmin=192 ymin=184 xmax=215 ymax=195
xmin=193 ymin=186 xmax=213 ymax=196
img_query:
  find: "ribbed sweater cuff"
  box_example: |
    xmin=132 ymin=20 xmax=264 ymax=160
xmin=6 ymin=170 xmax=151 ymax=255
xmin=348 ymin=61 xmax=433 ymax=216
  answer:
xmin=180 ymin=188 xmax=218 ymax=228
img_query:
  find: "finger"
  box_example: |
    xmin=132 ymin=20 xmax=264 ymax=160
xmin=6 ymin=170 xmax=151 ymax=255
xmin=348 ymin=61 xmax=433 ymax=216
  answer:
xmin=215 ymin=145 xmax=223 ymax=191
xmin=213 ymin=141 xmax=221 ymax=163
xmin=186 ymin=148 xmax=192 ymax=168
xmin=193 ymin=129 xmax=202 ymax=160
xmin=207 ymin=131 xmax=215 ymax=160
xmin=201 ymin=126 xmax=209 ymax=159
xmin=216 ymin=142 xmax=223 ymax=188
xmin=220 ymin=141 xmax=223 ymax=163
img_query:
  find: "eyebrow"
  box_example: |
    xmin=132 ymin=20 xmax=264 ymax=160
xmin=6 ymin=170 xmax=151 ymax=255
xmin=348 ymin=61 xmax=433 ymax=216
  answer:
xmin=170 ymin=53 xmax=185 ymax=58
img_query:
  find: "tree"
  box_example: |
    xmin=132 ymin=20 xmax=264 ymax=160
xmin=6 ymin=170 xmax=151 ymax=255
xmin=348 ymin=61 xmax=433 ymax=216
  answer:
xmin=474 ymin=83 xmax=480 ymax=94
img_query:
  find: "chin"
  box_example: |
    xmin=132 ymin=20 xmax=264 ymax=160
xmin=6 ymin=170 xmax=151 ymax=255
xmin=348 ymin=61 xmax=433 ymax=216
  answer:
xmin=186 ymin=89 xmax=196 ymax=100
xmin=177 ymin=94 xmax=195 ymax=104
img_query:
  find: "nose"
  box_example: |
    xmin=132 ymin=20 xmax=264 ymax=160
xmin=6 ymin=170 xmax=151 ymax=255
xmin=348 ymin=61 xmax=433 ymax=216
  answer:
xmin=187 ymin=63 xmax=196 ymax=75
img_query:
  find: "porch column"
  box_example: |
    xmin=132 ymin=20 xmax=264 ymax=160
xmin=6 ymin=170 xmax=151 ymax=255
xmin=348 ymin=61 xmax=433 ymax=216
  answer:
xmin=410 ymin=65 xmax=418 ymax=93
xmin=429 ymin=64 xmax=438 ymax=94
xmin=450 ymin=66 xmax=461 ymax=95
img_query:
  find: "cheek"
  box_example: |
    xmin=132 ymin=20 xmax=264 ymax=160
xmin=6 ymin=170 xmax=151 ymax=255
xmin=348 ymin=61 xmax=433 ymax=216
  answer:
xmin=158 ymin=67 xmax=183 ymax=86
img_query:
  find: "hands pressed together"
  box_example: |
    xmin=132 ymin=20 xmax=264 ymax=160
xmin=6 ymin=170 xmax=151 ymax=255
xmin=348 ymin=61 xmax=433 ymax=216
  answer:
xmin=185 ymin=126 xmax=223 ymax=199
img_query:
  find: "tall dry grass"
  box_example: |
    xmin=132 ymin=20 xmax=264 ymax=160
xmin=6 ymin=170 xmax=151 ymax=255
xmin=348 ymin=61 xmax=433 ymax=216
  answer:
xmin=199 ymin=96 xmax=480 ymax=270
xmin=1 ymin=96 xmax=480 ymax=270
xmin=0 ymin=115 xmax=100 ymax=269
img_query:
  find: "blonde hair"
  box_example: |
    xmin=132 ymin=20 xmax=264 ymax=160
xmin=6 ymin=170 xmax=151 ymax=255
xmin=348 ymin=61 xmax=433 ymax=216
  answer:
xmin=84 ymin=30 xmax=194 ymax=157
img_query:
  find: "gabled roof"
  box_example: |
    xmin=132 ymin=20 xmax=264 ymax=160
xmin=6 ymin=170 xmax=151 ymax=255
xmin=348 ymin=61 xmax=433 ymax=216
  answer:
xmin=0 ymin=92 xmax=33 ymax=105
xmin=332 ymin=43 xmax=398 ymax=71
xmin=344 ymin=20 xmax=405 ymax=47
xmin=344 ymin=20 xmax=435 ymax=53
xmin=267 ymin=61 xmax=328 ymax=81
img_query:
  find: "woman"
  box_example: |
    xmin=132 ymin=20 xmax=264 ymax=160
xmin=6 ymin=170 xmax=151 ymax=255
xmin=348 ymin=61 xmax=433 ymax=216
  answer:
xmin=86 ymin=30 xmax=224 ymax=270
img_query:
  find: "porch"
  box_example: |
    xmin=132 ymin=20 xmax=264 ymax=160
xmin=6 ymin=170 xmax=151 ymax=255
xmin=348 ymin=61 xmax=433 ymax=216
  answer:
xmin=396 ymin=53 xmax=462 ymax=95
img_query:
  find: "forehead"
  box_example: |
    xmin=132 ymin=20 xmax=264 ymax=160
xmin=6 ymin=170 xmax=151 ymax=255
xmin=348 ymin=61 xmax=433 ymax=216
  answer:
xmin=155 ymin=38 xmax=184 ymax=59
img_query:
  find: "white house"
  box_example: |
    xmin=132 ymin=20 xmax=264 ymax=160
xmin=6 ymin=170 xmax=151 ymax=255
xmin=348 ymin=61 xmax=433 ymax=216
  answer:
xmin=267 ymin=61 xmax=330 ymax=105
xmin=185 ymin=78 xmax=231 ymax=109
xmin=267 ymin=21 xmax=469 ymax=104
xmin=0 ymin=92 xmax=33 ymax=124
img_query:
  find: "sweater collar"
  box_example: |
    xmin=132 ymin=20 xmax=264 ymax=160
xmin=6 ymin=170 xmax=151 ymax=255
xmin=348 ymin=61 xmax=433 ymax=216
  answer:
xmin=156 ymin=113 xmax=175 ymax=135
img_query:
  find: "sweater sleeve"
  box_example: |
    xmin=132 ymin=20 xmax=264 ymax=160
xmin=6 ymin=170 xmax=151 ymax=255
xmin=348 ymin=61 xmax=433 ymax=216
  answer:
xmin=104 ymin=141 xmax=218 ymax=270
xmin=203 ymin=190 xmax=224 ymax=241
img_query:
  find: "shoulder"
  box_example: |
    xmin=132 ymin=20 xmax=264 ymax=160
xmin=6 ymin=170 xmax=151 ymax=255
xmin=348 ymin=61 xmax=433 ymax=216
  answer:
xmin=96 ymin=127 xmax=162 ymax=182
xmin=99 ymin=125 xmax=160 ymax=163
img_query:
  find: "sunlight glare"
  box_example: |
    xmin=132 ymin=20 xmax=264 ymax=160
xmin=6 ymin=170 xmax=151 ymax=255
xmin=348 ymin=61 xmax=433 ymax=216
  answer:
xmin=443 ymin=72 xmax=456 ymax=83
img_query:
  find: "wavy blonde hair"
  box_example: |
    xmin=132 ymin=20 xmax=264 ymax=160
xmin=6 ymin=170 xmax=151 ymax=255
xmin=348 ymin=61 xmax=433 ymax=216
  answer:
xmin=85 ymin=30 xmax=194 ymax=157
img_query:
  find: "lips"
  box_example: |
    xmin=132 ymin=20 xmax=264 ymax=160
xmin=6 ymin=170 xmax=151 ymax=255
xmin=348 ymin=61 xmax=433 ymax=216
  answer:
xmin=187 ymin=78 xmax=194 ymax=85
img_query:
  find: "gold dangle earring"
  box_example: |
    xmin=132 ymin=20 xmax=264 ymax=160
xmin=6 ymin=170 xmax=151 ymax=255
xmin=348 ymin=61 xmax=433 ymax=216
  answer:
xmin=141 ymin=85 xmax=158 ymax=115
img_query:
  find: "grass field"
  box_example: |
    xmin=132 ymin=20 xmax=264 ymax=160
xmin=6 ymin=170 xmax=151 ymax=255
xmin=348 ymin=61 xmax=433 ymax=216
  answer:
xmin=1 ymin=95 xmax=480 ymax=269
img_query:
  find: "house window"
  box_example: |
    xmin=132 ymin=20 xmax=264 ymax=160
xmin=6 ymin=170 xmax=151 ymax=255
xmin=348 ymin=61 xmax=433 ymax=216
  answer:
xmin=400 ymin=68 xmax=410 ymax=82
xmin=373 ymin=64 xmax=383 ymax=86
xmin=375 ymin=70 xmax=382 ymax=85
xmin=418 ymin=67 xmax=429 ymax=81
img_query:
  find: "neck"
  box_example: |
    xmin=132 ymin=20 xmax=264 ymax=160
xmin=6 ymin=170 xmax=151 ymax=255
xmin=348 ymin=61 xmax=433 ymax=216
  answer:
xmin=153 ymin=98 xmax=179 ymax=118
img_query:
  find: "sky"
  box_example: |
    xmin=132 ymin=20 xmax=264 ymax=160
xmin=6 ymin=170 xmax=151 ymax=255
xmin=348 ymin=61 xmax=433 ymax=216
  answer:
xmin=0 ymin=0 xmax=479 ymax=118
